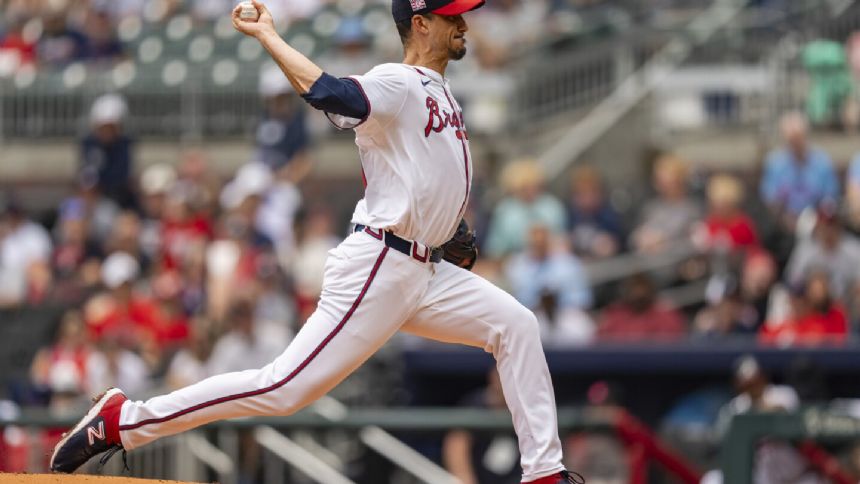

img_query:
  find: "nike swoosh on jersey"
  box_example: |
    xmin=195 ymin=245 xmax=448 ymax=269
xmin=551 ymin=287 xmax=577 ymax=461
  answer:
xmin=421 ymin=79 xmax=431 ymax=86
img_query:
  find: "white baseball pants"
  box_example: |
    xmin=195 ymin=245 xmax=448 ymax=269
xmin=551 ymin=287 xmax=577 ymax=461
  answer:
xmin=119 ymin=231 xmax=565 ymax=482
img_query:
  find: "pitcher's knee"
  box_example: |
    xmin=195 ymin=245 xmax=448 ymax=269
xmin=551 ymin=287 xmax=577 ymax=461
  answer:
xmin=267 ymin=388 xmax=311 ymax=417
xmin=259 ymin=365 xmax=309 ymax=416
xmin=501 ymin=305 xmax=541 ymax=341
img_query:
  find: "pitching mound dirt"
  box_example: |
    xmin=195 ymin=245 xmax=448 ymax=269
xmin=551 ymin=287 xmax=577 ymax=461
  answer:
xmin=0 ymin=475 xmax=204 ymax=484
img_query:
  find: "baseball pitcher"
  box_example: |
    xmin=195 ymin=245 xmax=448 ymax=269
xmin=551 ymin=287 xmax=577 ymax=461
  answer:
xmin=50 ymin=2 xmax=583 ymax=482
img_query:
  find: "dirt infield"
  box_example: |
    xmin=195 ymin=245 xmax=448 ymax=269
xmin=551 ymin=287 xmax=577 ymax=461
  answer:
xmin=0 ymin=475 xmax=205 ymax=484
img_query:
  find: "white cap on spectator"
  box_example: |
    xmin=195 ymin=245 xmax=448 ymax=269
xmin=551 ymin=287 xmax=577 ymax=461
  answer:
xmin=90 ymin=93 xmax=128 ymax=126
xmin=220 ymin=162 xmax=273 ymax=209
xmin=45 ymin=0 xmax=69 ymax=15
xmin=259 ymin=64 xmax=292 ymax=98
xmin=101 ymin=251 xmax=140 ymax=289
xmin=734 ymin=355 xmax=761 ymax=383
xmin=0 ymin=401 xmax=19 ymax=421
xmin=141 ymin=163 xmax=177 ymax=195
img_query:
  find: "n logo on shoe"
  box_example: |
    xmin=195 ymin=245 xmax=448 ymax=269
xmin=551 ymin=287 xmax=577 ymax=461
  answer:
xmin=87 ymin=421 xmax=106 ymax=445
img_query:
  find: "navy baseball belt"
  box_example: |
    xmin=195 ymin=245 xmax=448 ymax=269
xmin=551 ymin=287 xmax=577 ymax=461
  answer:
xmin=354 ymin=224 xmax=444 ymax=263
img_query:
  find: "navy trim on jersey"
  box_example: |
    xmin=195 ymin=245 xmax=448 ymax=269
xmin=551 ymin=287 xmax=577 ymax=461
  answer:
xmin=118 ymin=247 xmax=390 ymax=432
xmin=301 ymin=72 xmax=369 ymax=120
xmin=440 ymin=85 xmax=471 ymax=220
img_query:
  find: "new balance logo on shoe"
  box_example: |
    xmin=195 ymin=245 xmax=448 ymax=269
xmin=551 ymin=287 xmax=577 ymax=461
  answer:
xmin=87 ymin=421 xmax=106 ymax=446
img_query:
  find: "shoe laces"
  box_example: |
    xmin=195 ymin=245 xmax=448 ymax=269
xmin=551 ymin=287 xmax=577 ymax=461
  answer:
xmin=99 ymin=446 xmax=130 ymax=472
xmin=561 ymin=470 xmax=585 ymax=484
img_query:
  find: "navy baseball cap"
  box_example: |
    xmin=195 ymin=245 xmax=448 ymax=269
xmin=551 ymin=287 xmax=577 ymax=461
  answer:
xmin=392 ymin=0 xmax=485 ymax=23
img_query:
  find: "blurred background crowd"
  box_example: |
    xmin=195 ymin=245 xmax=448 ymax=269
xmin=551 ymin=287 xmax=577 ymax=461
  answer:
xmin=0 ymin=0 xmax=665 ymax=91
xmin=0 ymin=0 xmax=712 ymax=71
xmin=5 ymin=0 xmax=860 ymax=483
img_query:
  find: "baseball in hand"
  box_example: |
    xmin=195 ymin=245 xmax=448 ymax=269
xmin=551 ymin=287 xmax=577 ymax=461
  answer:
xmin=239 ymin=2 xmax=259 ymax=21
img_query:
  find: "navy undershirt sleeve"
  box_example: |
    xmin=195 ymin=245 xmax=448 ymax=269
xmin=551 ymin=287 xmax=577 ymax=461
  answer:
xmin=300 ymin=72 xmax=369 ymax=120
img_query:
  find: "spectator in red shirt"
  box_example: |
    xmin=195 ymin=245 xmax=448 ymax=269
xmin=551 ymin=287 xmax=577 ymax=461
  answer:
xmin=694 ymin=249 xmax=779 ymax=342
xmin=759 ymin=273 xmax=848 ymax=346
xmin=160 ymin=190 xmax=213 ymax=270
xmin=149 ymin=268 xmax=190 ymax=349
xmin=30 ymin=310 xmax=94 ymax=407
xmin=83 ymin=252 xmax=173 ymax=356
xmin=597 ymin=273 xmax=687 ymax=343
xmin=695 ymin=174 xmax=759 ymax=253
xmin=51 ymin=200 xmax=103 ymax=303
xmin=0 ymin=14 xmax=36 ymax=74
xmin=806 ymin=272 xmax=849 ymax=337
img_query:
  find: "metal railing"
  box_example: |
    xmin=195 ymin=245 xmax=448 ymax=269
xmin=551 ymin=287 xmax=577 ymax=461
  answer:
xmin=584 ymin=239 xmax=698 ymax=286
xmin=721 ymin=409 xmax=860 ymax=484
xmin=2 ymin=406 xmax=710 ymax=484
xmin=508 ymin=33 xmax=662 ymax=127
xmin=759 ymin=0 xmax=860 ymax=136
xmin=538 ymin=0 xmax=750 ymax=181
xmin=1 ymin=68 xmax=262 ymax=140
xmin=534 ymin=0 xmax=860 ymax=181
xmin=3 ymin=407 xmax=606 ymax=482
xmin=21 ymin=432 xmax=214 ymax=481
xmin=652 ymin=0 xmax=860 ymax=137
xmin=682 ymin=0 xmax=858 ymax=63
xmin=506 ymin=0 xmax=857 ymax=131
xmin=255 ymin=426 xmax=356 ymax=484
xmin=309 ymin=396 xmax=459 ymax=484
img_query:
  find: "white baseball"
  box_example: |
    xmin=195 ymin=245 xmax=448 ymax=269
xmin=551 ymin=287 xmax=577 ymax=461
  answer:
xmin=239 ymin=2 xmax=259 ymax=21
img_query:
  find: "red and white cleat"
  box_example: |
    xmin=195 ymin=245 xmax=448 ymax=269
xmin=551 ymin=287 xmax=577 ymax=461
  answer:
xmin=50 ymin=388 xmax=127 ymax=473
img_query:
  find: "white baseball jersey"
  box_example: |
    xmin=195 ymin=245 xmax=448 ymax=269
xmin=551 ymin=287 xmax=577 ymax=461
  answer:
xmin=328 ymin=63 xmax=472 ymax=247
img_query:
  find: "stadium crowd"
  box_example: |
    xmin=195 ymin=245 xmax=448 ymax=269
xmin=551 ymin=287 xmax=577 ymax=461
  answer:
xmin=3 ymin=90 xmax=860 ymax=408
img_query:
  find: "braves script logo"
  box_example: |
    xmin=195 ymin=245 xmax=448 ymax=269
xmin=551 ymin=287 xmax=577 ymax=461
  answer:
xmin=87 ymin=421 xmax=106 ymax=445
xmin=410 ymin=0 xmax=426 ymax=11
xmin=424 ymin=97 xmax=467 ymax=140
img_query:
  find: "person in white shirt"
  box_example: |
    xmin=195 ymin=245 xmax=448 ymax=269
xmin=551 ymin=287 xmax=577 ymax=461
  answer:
xmin=0 ymin=201 xmax=52 ymax=307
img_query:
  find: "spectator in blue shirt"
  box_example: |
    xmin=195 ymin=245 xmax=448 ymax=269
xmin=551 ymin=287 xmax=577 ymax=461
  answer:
xmin=505 ymin=224 xmax=594 ymax=346
xmin=80 ymin=94 xmax=135 ymax=209
xmin=506 ymin=224 xmax=592 ymax=309
xmin=85 ymin=9 xmax=124 ymax=62
xmin=486 ymin=160 xmax=567 ymax=258
xmin=255 ymin=66 xmax=312 ymax=183
xmin=844 ymin=151 xmax=860 ymax=232
xmin=759 ymin=112 xmax=839 ymax=231
xmin=37 ymin=9 xmax=89 ymax=66
xmin=566 ymin=165 xmax=625 ymax=259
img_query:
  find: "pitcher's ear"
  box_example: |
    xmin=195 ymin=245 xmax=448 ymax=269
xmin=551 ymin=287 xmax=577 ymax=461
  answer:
xmin=413 ymin=14 xmax=432 ymax=35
